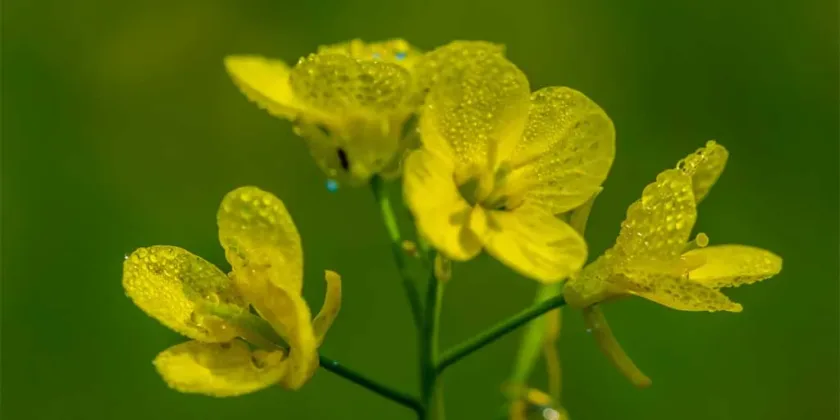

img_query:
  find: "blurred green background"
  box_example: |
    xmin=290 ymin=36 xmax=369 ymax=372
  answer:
xmin=3 ymin=0 xmax=838 ymax=419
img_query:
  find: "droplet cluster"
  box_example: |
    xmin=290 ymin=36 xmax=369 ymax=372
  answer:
xmin=614 ymin=169 xmax=698 ymax=262
xmin=676 ymin=140 xmax=729 ymax=203
xmin=122 ymin=245 xmax=243 ymax=341
xmin=424 ymin=48 xmax=530 ymax=170
xmin=289 ymin=53 xmax=412 ymax=114
xmin=218 ymin=186 xmax=303 ymax=293
xmin=512 ymin=86 xmax=616 ymax=214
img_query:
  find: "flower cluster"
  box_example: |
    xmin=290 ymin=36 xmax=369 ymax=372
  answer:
xmin=124 ymin=38 xmax=782 ymax=418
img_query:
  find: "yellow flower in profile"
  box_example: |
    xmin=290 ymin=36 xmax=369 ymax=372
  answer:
xmin=403 ymin=42 xmax=616 ymax=282
xmin=225 ymin=39 xmax=424 ymax=185
xmin=564 ymin=141 xmax=782 ymax=311
xmin=122 ymin=186 xmax=341 ymax=396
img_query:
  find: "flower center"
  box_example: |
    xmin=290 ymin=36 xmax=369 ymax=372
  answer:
xmin=457 ymin=172 xmax=510 ymax=211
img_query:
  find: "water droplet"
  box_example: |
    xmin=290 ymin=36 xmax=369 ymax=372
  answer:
xmin=542 ymin=408 xmax=561 ymax=420
xmin=395 ymin=51 xmax=407 ymax=60
xmin=326 ymin=179 xmax=339 ymax=193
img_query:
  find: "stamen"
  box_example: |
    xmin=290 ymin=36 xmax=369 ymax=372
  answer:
xmin=695 ymin=232 xmax=709 ymax=248
xmin=684 ymin=232 xmax=710 ymax=252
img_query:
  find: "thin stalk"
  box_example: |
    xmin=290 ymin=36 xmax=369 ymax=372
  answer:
xmin=320 ymin=355 xmax=424 ymax=414
xmin=419 ymin=272 xmax=444 ymax=418
xmin=437 ymin=295 xmax=567 ymax=374
xmin=370 ymin=175 xmax=424 ymax=329
xmin=582 ymin=305 xmax=651 ymax=388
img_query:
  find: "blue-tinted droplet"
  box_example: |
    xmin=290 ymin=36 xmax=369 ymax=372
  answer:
xmin=326 ymin=179 xmax=339 ymax=193
xmin=395 ymin=51 xmax=407 ymax=61
xmin=372 ymin=52 xmax=381 ymax=59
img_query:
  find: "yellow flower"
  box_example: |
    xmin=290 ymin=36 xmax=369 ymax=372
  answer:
xmin=225 ymin=39 xmax=424 ymax=185
xmin=564 ymin=141 xmax=782 ymax=311
xmin=122 ymin=186 xmax=342 ymax=396
xmin=403 ymin=42 xmax=616 ymax=282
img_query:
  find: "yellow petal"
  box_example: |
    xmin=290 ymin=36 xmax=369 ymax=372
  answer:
xmin=499 ymin=87 xmax=616 ymax=214
xmin=288 ymin=54 xmax=414 ymax=184
xmin=289 ymin=53 xmax=413 ymax=114
xmin=483 ymin=206 xmax=587 ymax=283
xmin=676 ymin=140 xmax=728 ymax=203
xmin=413 ymin=40 xmax=505 ymax=92
xmin=313 ymin=270 xmax=342 ymax=347
xmin=418 ymin=50 xmax=530 ymax=177
xmin=216 ymin=187 xmax=317 ymax=388
xmin=617 ymin=261 xmax=743 ymax=312
xmin=230 ymin=271 xmax=318 ymax=390
xmin=613 ymin=169 xmax=697 ymax=262
xmin=217 ymin=186 xmax=303 ymax=294
xmin=224 ymin=55 xmax=304 ymax=120
xmin=317 ymin=38 xmax=423 ymax=70
xmin=122 ymin=246 xmax=245 ymax=342
xmin=563 ymin=254 xmax=619 ymax=308
xmin=683 ymin=245 xmax=782 ymax=289
xmin=403 ymin=149 xmax=482 ymax=260
xmin=153 ymin=340 xmax=287 ymax=397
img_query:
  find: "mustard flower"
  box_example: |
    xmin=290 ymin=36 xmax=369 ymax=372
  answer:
xmin=564 ymin=141 xmax=782 ymax=311
xmin=225 ymin=39 xmax=424 ymax=185
xmin=122 ymin=186 xmax=341 ymax=396
xmin=403 ymin=42 xmax=616 ymax=282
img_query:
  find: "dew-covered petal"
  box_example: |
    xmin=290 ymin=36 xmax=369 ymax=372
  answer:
xmin=483 ymin=205 xmax=587 ymax=283
xmin=563 ymin=254 xmax=618 ymax=308
xmin=153 ymin=340 xmax=288 ymax=397
xmin=289 ymin=53 xmax=413 ymax=115
xmin=313 ymin=270 xmax=342 ymax=347
xmin=217 ymin=186 xmax=303 ymax=294
xmin=676 ymin=140 xmax=729 ymax=203
xmin=122 ymin=246 xmax=245 ymax=342
xmin=224 ymin=56 xmax=304 ymax=120
xmin=413 ymin=40 xmax=505 ymax=93
xmin=403 ymin=149 xmax=483 ymax=260
xmin=230 ymin=271 xmax=318 ymax=390
xmin=317 ymin=38 xmax=423 ymax=70
xmin=613 ymin=169 xmax=697 ymax=263
xmin=418 ymin=50 xmax=530 ymax=177
xmin=683 ymin=245 xmax=782 ymax=289
xmin=497 ymin=87 xmax=616 ymax=214
xmin=616 ymin=260 xmax=743 ymax=312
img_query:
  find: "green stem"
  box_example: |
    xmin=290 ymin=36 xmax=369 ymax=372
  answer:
xmin=419 ymin=273 xmax=444 ymax=418
xmin=419 ymin=275 xmax=443 ymax=410
xmin=437 ymin=295 xmax=567 ymax=374
xmin=319 ymin=355 xmax=424 ymax=414
xmin=370 ymin=175 xmax=424 ymax=329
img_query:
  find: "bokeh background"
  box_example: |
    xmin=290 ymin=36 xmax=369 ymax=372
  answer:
xmin=3 ymin=0 xmax=838 ymax=419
